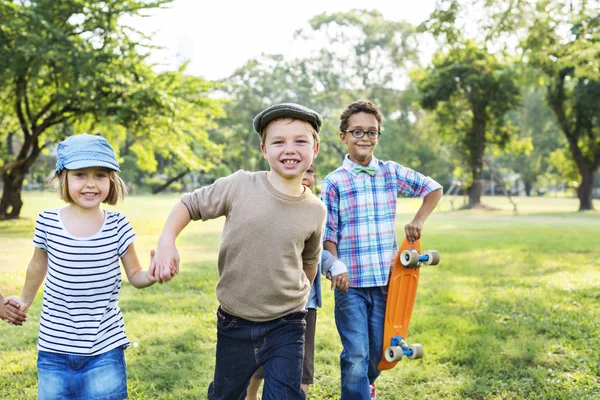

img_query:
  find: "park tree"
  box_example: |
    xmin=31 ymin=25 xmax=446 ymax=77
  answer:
xmin=415 ymin=41 xmax=520 ymax=208
xmin=0 ymin=0 xmax=224 ymax=219
xmin=523 ymin=1 xmax=600 ymax=210
xmin=422 ymin=0 xmax=600 ymax=209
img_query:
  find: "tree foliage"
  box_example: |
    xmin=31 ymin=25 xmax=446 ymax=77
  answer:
xmin=0 ymin=0 xmax=224 ymax=219
xmin=523 ymin=0 xmax=600 ymax=210
xmin=415 ymin=41 xmax=520 ymax=207
xmin=495 ymin=87 xmax=566 ymax=195
xmin=422 ymin=0 xmax=600 ymax=209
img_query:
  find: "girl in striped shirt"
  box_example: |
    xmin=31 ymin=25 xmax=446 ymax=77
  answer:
xmin=4 ymin=134 xmax=158 ymax=400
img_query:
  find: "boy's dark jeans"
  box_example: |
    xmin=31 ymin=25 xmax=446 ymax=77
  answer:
xmin=207 ymin=306 xmax=307 ymax=400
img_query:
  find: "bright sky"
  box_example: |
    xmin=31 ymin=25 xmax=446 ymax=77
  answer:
xmin=127 ymin=0 xmax=437 ymax=80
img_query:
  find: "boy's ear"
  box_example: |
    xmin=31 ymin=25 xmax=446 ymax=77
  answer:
xmin=260 ymin=143 xmax=267 ymax=157
xmin=313 ymin=142 xmax=320 ymax=159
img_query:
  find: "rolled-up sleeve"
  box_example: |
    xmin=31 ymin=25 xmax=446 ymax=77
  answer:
xmin=180 ymin=171 xmax=240 ymax=221
xmin=394 ymin=163 xmax=442 ymax=198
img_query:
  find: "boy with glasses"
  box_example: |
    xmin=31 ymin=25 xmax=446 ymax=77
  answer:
xmin=321 ymin=100 xmax=443 ymax=399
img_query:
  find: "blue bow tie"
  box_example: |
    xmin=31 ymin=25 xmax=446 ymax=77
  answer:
xmin=353 ymin=166 xmax=376 ymax=176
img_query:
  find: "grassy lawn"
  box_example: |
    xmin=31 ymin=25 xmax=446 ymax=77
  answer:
xmin=1 ymin=193 xmax=599 ymax=399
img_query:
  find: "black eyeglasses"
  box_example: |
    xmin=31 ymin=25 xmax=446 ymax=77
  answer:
xmin=343 ymin=129 xmax=381 ymax=139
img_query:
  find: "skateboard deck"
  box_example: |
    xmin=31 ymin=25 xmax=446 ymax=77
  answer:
xmin=378 ymin=237 xmax=439 ymax=370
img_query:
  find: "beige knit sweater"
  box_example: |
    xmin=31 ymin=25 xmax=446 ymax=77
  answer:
xmin=181 ymin=170 xmax=326 ymax=321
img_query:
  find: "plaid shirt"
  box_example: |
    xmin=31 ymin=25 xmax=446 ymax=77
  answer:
xmin=321 ymin=156 xmax=442 ymax=288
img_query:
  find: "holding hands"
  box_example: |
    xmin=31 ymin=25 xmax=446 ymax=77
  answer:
xmin=323 ymin=252 xmax=350 ymax=293
xmin=148 ymin=201 xmax=192 ymax=284
xmin=148 ymin=244 xmax=179 ymax=284
xmin=1 ymin=294 xmax=28 ymax=326
xmin=328 ymin=271 xmax=350 ymax=292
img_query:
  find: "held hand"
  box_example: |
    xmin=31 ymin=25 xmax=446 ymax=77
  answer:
xmin=404 ymin=219 xmax=425 ymax=244
xmin=149 ymin=245 xmax=179 ymax=284
xmin=145 ymin=250 xmax=158 ymax=284
xmin=2 ymin=296 xmax=29 ymax=326
xmin=331 ymin=272 xmax=350 ymax=292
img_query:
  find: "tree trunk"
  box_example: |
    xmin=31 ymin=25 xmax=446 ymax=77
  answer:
xmin=0 ymin=164 xmax=27 ymax=219
xmin=547 ymin=69 xmax=598 ymax=211
xmin=576 ymin=167 xmax=596 ymax=211
xmin=468 ymin=163 xmax=484 ymax=208
xmin=525 ymin=182 xmax=532 ymax=196
xmin=467 ymin=111 xmax=486 ymax=208
xmin=1 ymin=123 xmax=45 ymax=220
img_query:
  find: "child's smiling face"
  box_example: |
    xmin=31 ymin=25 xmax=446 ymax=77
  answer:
xmin=66 ymin=167 xmax=111 ymax=209
xmin=261 ymin=119 xmax=319 ymax=181
xmin=340 ymin=112 xmax=380 ymax=166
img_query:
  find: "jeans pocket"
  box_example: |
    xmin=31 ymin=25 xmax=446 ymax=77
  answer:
xmin=279 ymin=310 xmax=307 ymax=325
xmin=216 ymin=309 xmax=237 ymax=330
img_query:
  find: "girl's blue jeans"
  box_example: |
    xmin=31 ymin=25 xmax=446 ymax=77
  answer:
xmin=37 ymin=346 xmax=128 ymax=400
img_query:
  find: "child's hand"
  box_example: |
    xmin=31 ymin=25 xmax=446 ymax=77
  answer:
xmin=331 ymin=272 xmax=350 ymax=292
xmin=145 ymin=270 xmax=157 ymax=283
xmin=1 ymin=296 xmax=29 ymax=326
xmin=148 ymin=249 xmax=176 ymax=284
xmin=405 ymin=219 xmax=425 ymax=244
xmin=149 ymin=245 xmax=179 ymax=283
xmin=145 ymin=255 xmax=158 ymax=284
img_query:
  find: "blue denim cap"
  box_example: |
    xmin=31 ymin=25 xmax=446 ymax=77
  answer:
xmin=55 ymin=134 xmax=120 ymax=174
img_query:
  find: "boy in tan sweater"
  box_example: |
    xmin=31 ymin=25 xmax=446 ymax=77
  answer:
xmin=150 ymin=103 xmax=326 ymax=400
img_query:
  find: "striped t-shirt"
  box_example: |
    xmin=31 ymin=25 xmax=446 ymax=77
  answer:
xmin=32 ymin=208 xmax=135 ymax=356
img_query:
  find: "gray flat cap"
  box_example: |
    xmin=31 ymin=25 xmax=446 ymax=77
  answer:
xmin=253 ymin=103 xmax=323 ymax=135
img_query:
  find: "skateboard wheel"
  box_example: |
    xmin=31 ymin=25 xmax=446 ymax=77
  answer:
xmin=384 ymin=346 xmax=403 ymax=362
xmin=407 ymin=343 xmax=424 ymax=359
xmin=400 ymin=249 xmax=420 ymax=266
xmin=423 ymin=250 xmax=441 ymax=266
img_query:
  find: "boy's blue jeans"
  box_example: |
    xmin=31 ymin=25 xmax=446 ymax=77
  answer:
xmin=208 ymin=306 xmax=307 ymax=400
xmin=334 ymin=287 xmax=386 ymax=400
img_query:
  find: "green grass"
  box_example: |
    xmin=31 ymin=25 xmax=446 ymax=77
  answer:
xmin=1 ymin=193 xmax=599 ymax=399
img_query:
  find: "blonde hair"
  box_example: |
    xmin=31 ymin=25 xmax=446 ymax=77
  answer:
xmin=51 ymin=169 xmax=128 ymax=206
xmin=261 ymin=118 xmax=320 ymax=146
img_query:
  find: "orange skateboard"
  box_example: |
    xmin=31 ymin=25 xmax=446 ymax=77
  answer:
xmin=378 ymin=237 xmax=440 ymax=371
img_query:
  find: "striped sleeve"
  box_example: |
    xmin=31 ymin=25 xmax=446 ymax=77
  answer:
xmin=116 ymin=214 xmax=136 ymax=257
xmin=32 ymin=212 xmax=51 ymax=251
